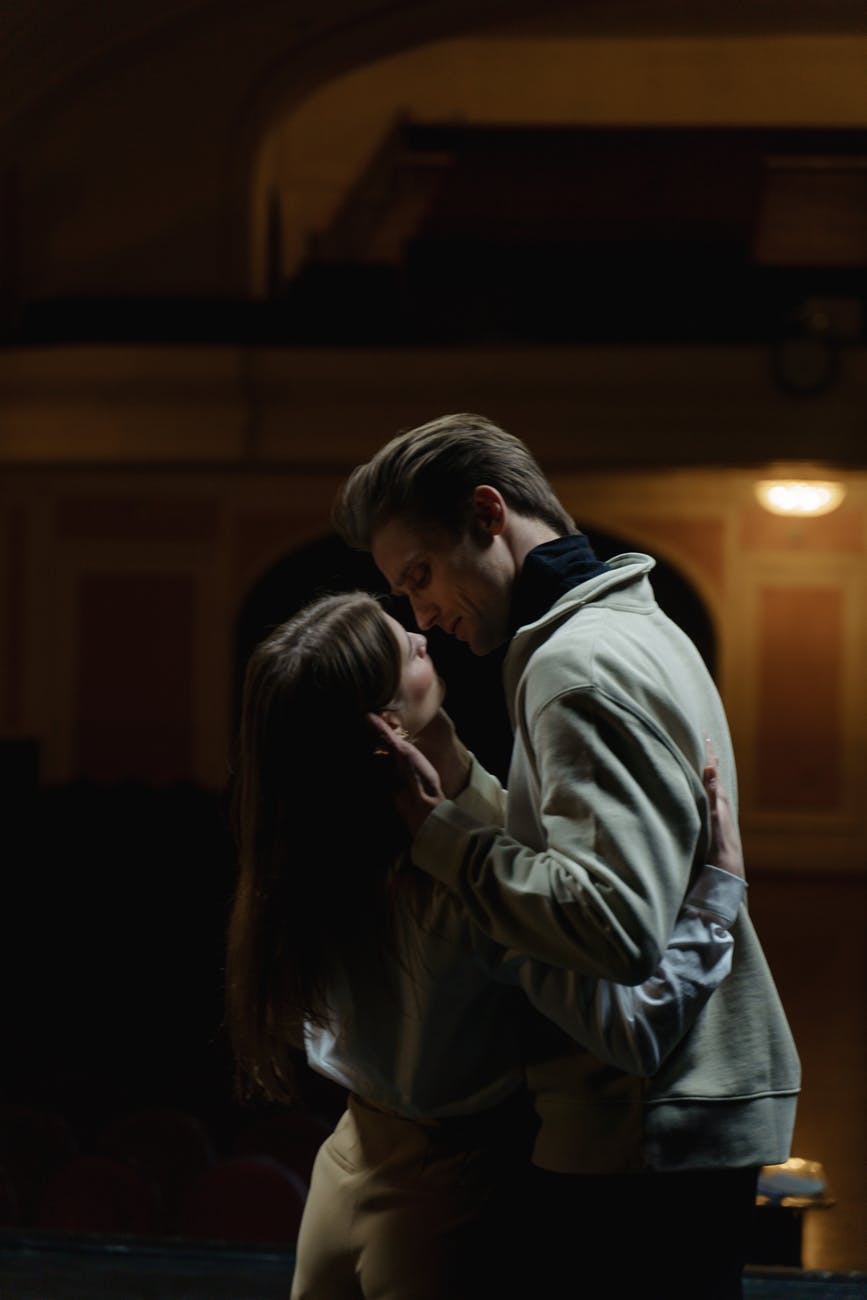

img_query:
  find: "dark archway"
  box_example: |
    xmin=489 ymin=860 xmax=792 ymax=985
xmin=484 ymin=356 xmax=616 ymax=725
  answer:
xmin=233 ymin=528 xmax=716 ymax=784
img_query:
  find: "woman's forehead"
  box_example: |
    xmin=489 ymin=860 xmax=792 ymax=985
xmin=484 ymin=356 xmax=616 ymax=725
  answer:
xmin=382 ymin=611 xmax=407 ymax=648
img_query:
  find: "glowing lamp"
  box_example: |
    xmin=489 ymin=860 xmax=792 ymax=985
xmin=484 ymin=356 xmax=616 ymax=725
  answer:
xmin=754 ymin=479 xmax=846 ymax=518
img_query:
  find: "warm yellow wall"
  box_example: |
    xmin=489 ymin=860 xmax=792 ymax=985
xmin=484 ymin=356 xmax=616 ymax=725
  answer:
xmin=2 ymin=344 xmax=865 ymax=467
xmin=2 ymin=453 xmax=865 ymax=874
xmin=552 ymin=469 xmax=867 ymax=872
xmin=2 ymin=9 xmax=866 ymax=872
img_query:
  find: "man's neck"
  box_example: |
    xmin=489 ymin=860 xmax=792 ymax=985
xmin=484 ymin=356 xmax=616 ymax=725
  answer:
xmin=507 ymin=516 xmax=561 ymax=575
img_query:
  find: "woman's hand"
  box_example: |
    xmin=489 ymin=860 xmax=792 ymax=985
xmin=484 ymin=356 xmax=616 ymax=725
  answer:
xmin=368 ymin=714 xmax=445 ymax=836
xmin=411 ymin=708 xmax=472 ymax=800
xmin=703 ymin=740 xmax=744 ymax=880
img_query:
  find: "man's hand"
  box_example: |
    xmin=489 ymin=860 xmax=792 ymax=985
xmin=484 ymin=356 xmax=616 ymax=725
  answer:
xmin=368 ymin=714 xmax=446 ymax=836
xmin=411 ymin=708 xmax=473 ymax=800
xmin=703 ymin=740 xmax=744 ymax=880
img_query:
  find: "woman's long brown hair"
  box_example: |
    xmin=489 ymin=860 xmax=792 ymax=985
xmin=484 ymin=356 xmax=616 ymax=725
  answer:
xmin=226 ymin=591 xmax=410 ymax=1103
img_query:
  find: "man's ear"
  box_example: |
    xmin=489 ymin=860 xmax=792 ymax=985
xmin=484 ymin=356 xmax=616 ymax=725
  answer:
xmin=470 ymin=485 xmax=508 ymax=538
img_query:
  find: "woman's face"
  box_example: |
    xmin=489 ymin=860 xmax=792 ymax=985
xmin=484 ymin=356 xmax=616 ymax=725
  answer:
xmin=383 ymin=613 xmax=444 ymax=738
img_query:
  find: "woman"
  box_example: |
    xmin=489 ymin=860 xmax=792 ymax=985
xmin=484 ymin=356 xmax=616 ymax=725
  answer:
xmin=227 ymin=591 xmax=744 ymax=1300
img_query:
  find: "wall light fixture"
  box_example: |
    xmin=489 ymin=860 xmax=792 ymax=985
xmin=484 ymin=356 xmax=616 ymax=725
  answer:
xmin=754 ymin=479 xmax=846 ymax=518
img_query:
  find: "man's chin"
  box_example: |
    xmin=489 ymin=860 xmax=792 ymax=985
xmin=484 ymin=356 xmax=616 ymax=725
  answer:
xmin=456 ymin=617 xmax=506 ymax=656
xmin=468 ymin=629 xmax=508 ymax=657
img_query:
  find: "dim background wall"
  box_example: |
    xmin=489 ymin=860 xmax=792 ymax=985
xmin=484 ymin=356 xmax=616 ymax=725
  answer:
xmin=1 ymin=343 xmax=865 ymax=874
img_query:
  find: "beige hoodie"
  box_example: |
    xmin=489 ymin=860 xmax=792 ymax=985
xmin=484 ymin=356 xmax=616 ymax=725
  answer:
xmin=414 ymin=554 xmax=800 ymax=1172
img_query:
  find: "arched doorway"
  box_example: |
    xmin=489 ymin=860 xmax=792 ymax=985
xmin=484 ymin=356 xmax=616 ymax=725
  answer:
xmin=234 ymin=528 xmax=716 ymax=783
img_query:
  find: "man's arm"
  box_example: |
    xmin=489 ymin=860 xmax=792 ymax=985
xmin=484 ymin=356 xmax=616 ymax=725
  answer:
xmin=412 ymin=708 xmax=507 ymax=825
xmin=496 ymin=864 xmax=743 ymax=1075
xmin=379 ymin=689 xmax=706 ymax=984
xmin=472 ymin=755 xmax=742 ymax=1076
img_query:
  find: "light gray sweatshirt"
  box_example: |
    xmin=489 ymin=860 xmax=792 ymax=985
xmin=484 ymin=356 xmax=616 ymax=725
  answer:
xmin=305 ymin=834 xmax=744 ymax=1120
xmin=414 ymin=553 xmax=800 ymax=1171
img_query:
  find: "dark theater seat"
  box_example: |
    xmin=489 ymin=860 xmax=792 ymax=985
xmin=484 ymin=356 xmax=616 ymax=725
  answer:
xmin=0 ymin=1165 xmax=17 ymax=1227
xmin=232 ymin=1107 xmax=331 ymax=1186
xmin=179 ymin=1155 xmax=307 ymax=1246
xmin=0 ymin=1105 xmax=79 ymax=1226
xmin=96 ymin=1106 xmax=216 ymax=1235
xmin=36 ymin=1155 xmax=159 ymax=1235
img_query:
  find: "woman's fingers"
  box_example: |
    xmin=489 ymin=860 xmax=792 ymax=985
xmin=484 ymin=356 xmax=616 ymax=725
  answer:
xmin=701 ymin=750 xmax=745 ymax=881
xmin=367 ymin=713 xmax=445 ymax=831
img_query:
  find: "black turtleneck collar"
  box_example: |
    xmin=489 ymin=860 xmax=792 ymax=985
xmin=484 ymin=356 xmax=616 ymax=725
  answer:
xmin=508 ymin=534 xmax=611 ymax=636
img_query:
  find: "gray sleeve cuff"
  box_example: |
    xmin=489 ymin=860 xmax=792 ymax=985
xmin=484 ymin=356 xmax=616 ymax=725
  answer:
xmin=685 ymin=864 xmax=746 ymax=925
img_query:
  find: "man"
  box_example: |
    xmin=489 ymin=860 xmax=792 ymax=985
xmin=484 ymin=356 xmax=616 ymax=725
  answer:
xmin=334 ymin=413 xmax=800 ymax=1299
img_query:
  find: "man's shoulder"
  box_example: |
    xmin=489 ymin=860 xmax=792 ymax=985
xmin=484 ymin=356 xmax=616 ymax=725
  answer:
xmin=520 ymin=574 xmax=660 ymax=672
xmin=512 ymin=614 xmax=609 ymax=722
xmin=513 ymin=582 xmax=706 ymax=725
xmin=511 ymin=555 xmax=657 ymax=649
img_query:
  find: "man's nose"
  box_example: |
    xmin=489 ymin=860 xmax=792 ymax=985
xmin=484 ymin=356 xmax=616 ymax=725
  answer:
xmin=410 ymin=596 xmax=438 ymax=632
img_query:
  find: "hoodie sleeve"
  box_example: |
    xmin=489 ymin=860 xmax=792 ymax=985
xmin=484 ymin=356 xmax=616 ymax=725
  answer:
xmin=485 ymin=865 xmax=744 ymax=1075
xmin=413 ymin=686 xmax=704 ymax=983
xmin=453 ymin=754 xmax=507 ymax=827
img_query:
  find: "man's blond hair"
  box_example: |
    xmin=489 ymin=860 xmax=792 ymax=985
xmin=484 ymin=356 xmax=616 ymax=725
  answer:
xmin=333 ymin=413 xmax=576 ymax=548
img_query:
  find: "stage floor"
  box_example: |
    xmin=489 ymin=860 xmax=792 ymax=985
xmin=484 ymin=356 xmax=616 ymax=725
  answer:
xmin=0 ymin=1231 xmax=865 ymax=1300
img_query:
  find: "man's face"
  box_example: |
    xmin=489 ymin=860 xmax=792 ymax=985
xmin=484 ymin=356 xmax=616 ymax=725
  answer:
xmin=372 ymin=514 xmax=515 ymax=656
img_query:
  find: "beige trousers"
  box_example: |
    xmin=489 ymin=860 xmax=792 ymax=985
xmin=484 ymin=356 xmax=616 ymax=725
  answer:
xmin=290 ymin=1092 xmax=533 ymax=1300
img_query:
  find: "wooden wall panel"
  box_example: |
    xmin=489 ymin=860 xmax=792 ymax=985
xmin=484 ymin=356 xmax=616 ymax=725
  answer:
xmin=741 ymin=505 xmax=863 ymax=553
xmin=56 ymin=497 xmax=218 ymax=544
xmin=74 ymin=573 xmax=196 ymax=782
xmin=755 ymin=586 xmax=843 ymax=812
xmin=1 ymin=507 xmax=26 ymax=730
